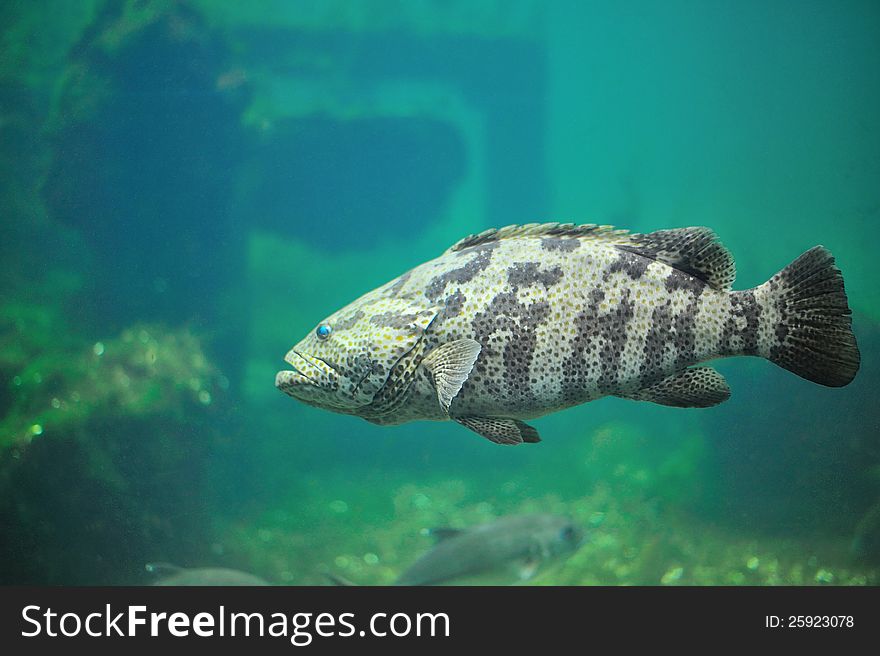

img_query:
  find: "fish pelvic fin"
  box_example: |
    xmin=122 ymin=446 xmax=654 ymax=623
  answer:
xmin=755 ymin=246 xmax=859 ymax=387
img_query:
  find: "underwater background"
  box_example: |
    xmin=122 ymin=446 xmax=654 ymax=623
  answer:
xmin=1 ymin=0 xmax=879 ymax=585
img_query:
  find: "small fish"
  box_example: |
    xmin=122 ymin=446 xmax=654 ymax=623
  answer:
xmin=277 ymin=223 xmax=859 ymax=445
xmin=329 ymin=514 xmax=584 ymax=585
xmin=145 ymin=562 xmax=269 ymax=586
xmin=850 ymin=499 xmax=880 ymax=563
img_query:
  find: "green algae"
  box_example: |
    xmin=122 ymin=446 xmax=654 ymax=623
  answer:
xmin=1 ymin=323 xmax=224 ymax=456
xmin=214 ymin=473 xmax=879 ymax=587
xmin=0 ymin=0 xmax=877 ymax=589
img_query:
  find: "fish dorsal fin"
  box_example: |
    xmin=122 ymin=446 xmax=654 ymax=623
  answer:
xmin=445 ymin=222 xmax=631 ymax=254
xmin=446 ymin=223 xmax=735 ymax=291
xmin=145 ymin=562 xmax=183 ymax=576
xmin=617 ymin=227 xmax=736 ymax=290
xmin=426 ymin=527 xmax=463 ymax=542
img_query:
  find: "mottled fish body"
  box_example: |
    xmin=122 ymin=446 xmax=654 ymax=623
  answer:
xmin=277 ymin=223 xmax=859 ymax=445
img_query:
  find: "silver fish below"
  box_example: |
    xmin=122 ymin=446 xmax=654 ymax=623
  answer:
xmin=329 ymin=514 xmax=584 ymax=585
xmin=145 ymin=562 xmax=269 ymax=586
xmin=277 ymin=223 xmax=860 ymax=445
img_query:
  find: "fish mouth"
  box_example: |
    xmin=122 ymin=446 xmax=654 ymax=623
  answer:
xmin=274 ymin=368 xmax=312 ymax=392
xmin=276 ymin=349 xmax=337 ymax=392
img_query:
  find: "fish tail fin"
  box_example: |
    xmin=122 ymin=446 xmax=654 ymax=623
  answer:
xmin=756 ymin=246 xmax=859 ymax=386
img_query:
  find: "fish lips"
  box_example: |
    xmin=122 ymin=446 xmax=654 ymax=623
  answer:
xmin=274 ymin=369 xmax=311 ymax=395
xmin=276 ymin=349 xmax=338 ymax=395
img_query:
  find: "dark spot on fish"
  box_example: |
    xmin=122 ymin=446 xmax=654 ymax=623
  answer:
xmin=541 ymin=237 xmax=580 ymax=252
xmin=333 ymin=309 xmax=364 ymax=331
xmin=425 ymin=242 xmax=497 ymax=300
xmin=444 ymin=290 xmax=466 ymax=317
xmin=605 ymin=249 xmax=649 ymax=280
xmin=664 ymin=270 xmax=704 ymax=294
xmin=346 ymin=353 xmax=380 ymax=397
xmin=773 ymin=306 xmax=789 ymax=352
xmin=468 ymin=291 xmax=550 ymax=408
xmin=721 ymin=290 xmax=761 ymax=356
xmin=370 ymin=311 xmax=420 ymax=330
xmin=672 ymin=296 xmax=699 ymax=367
xmin=596 ymin=289 xmax=634 ymax=391
xmin=660 ymin=270 xmax=704 ymax=368
xmin=640 ymin=300 xmax=673 ymax=383
xmin=386 ymin=270 xmax=413 ymax=296
xmin=561 ymin=287 xmax=634 ymax=399
xmin=507 ymin=262 xmax=564 ymax=288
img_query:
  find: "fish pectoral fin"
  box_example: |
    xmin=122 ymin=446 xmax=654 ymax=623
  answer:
xmin=422 ymin=338 xmax=482 ymax=413
xmin=622 ymin=367 xmax=731 ymax=408
xmin=517 ymin=557 xmax=541 ymax=581
xmin=454 ymin=416 xmax=541 ymax=445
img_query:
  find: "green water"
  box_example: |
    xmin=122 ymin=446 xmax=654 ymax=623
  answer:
xmin=1 ymin=0 xmax=878 ymax=586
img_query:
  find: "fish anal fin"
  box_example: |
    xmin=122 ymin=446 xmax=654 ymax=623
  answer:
xmin=623 ymin=367 xmax=730 ymax=408
xmin=422 ymin=339 xmax=482 ymax=413
xmin=455 ymin=416 xmax=541 ymax=445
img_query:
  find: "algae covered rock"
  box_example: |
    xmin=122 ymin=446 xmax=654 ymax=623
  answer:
xmin=0 ymin=323 xmax=227 ymax=584
xmin=1 ymin=324 xmax=225 ymax=457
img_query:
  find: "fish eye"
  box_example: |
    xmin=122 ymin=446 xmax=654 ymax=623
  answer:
xmin=315 ymin=323 xmax=332 ymax=340
xmin=560 ymin=525 xmax=576 ymax=541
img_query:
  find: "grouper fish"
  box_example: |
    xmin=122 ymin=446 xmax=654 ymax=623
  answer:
xmin=276 ymin=223 xmax=860 ymax=445
xmin=329 ymin=514 xmax=584 ymax=585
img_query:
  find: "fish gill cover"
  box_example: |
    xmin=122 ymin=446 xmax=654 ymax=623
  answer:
xmin=0 ymin=0 xmax=878 ymax=586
